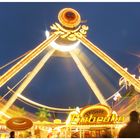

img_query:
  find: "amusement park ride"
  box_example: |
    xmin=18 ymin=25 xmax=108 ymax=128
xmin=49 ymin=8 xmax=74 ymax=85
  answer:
xmin=0 ymin=8 xmax=140 ymax=119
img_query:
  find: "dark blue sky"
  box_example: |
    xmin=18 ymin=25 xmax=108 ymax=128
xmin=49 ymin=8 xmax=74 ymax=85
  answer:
xmin=0 ymin=3 xmax=140 ymax=113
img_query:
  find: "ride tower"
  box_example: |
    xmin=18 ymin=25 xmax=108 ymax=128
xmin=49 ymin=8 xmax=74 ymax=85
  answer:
xmin=0 ymin=8 xmax=140 ymax=118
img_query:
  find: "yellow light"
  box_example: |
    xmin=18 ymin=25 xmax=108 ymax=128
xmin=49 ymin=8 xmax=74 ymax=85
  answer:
xmin=0 ymin=49 xmax=55 ymax=116
xmin=7 ymin=86 xmax=75 ymax=112
xmin=58 ymin=8 xmax=81 ymax=28
xmin=80 ymin=105 xmax=111 ymax=117
xmin=0 ymin=33 xmax=59 ymax=88
xmin=78 ymin=35 xmax=140 ymax=92
xmin=48 ymin=127 xmax=52 ymax=133
xmin=112 ymin=111 xmax=118 ymax=116
xmin=70 ymin=51 xmax=108 ymax=106
xmin=45 ymin=30 xmax=80 ymax=52
xmin=0 ymin=111 xmax=11 ymax=119
xmin=1 ymin=133 xmax=6 ymax=138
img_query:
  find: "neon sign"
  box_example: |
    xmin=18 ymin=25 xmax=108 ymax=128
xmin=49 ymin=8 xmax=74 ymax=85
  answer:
xmin=68 ymin=105 xmax=124 ymax=125
xmin=71 ymin=114 xmax=124 ymax=124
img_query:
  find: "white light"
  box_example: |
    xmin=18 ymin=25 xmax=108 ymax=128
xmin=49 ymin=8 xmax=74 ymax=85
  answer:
xmin=45 ymin=30 xmax=80 ymax=52
xmin=116 ymin=92 xmax=122 ymax=98
xmin=112 ymin=111 xmax=118 ymax=116
xmin=124 ymin=67 xmax=128 ymax=71
xmin=76 ymin=128 xmax=78 ymax=132
xmin=48 ymin=127 xmax=52 ymax=133
xmin=45 ymin=30 xmax=50 ymax=38
xmin=76 ymin=106 xmax=80 ymax=113
xmin=113 ymin=96 xmax=117 ymax=101
xmin=57 ymin=128 xmax=61 ymax=132
xmin=113 ymin=92 xmax=122 ymax=101
xmin=0 ymin=111 xmax=11 ymax=118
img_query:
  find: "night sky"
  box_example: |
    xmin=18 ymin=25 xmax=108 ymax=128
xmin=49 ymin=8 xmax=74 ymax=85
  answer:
xmin=0 ymin=3 xmax=140 ymax=114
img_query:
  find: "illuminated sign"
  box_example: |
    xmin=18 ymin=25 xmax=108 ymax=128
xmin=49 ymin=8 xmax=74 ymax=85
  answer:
xmin=68 ymin=105 xmax=124 ymax=125
xmin=53 ymin=119 xmax=62 ymax=124
xmin=6 ymin=117 xmax=33 ymax=131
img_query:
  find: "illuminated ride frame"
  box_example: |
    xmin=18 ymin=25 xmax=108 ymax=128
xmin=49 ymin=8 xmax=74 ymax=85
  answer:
xmin=0 ymin=8 xmax=140 ymax=118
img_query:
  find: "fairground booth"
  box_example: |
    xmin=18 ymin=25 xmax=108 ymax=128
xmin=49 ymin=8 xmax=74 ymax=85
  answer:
xmin=0 ymin=104 xmax=125 ymax=138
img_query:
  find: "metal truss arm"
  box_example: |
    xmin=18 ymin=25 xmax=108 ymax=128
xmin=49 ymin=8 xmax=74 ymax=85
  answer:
xmin=0 ymin=33 xmax=60 ymax=88
xmin=0 ymin=48 xmax=55 ymax=116
xmin=77 ymin=35 xmax=140 ymax=92
xmin=70 ymin=51 xmax=108 ymax=106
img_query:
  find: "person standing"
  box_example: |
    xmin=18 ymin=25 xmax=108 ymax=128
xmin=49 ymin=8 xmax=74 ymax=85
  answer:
xmin=9 ymin=131 xmax=15 ymax=138
xmin=118 ymin=111 xmax=140 ymax=138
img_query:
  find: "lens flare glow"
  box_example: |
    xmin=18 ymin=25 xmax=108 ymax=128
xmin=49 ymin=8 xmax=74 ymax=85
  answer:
xmin=45 ymin=30 xmax=80 ymax=52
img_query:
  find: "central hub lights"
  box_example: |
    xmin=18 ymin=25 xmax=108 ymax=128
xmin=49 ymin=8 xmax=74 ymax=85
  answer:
xmin=45 ymin=30 xmax=80 ymax=52
xmin=58 ymin=8 xmax=81 ymax=29
xmin=46 ymin=8 xmax=81 ymax=52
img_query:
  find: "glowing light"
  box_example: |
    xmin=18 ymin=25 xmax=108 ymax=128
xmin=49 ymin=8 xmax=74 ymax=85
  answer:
xmin=8 ymin=87 xmax=76 ymax=112
xmin=6 ymin=73 xmax=75 ymax=112
xmin=70 ymin=51 xmax=108 ymax=106
xmin=79 ymin=35 xmax=140 ymax=92
xmin=75 ymin=47 xmax=116 ymax=95
xmin=0 ymin=50 xmax=31 ymax=70
xmin=112 ymin=111 xmax=118 ymax=116
xmin=48 ymin=127 xmax=52 ymax=133
xmin=0 ymin=111 xmax=11 ymax=119
xmin=45 ymin=30 xmax=80 ymax=52
xmin=0 ymin=33 xmax=59 ymax=88
xmin=56 ymin=128 xmax=61 ymax=132
xmin=0 ymin=49 xmax=55 ymax=116
xmin=129 ymin=52 xmax=140 ymax=58
xmin=58 ymin=8 xmax=81 ymax=28
xmin=66 ymin=108 xmax=80 ymax=125
xmin=113 ymin=92 xmax=122 ymax=101
xmin=75 ymin=106 xmax=80 ymax=113
xmin=80 ymin=104 xmax=111 ymax=117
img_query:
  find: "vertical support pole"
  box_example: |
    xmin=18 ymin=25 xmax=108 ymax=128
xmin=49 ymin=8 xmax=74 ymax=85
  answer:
xmin=70 ymin=51 xmax=108 ymax=106
xmin=0 ymin=49 xmax=55 ymax=116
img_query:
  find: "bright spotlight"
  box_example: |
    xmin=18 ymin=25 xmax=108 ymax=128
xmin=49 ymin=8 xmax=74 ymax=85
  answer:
xmin=45 ymin=30 xmax=50 ymax=38
xmin=45 ymin=30 xmax=80 ymax=52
